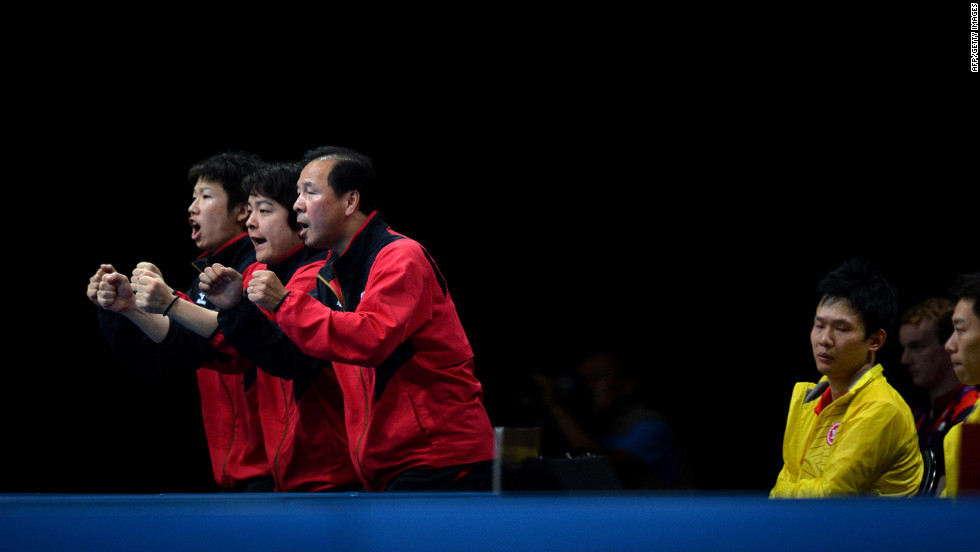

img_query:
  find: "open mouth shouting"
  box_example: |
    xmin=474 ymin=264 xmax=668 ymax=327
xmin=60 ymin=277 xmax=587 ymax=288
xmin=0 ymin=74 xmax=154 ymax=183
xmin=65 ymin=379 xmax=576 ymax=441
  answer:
xmin=250 ymin=233 xmax=268 ymax=251
xmin=189 ymin=218 xmax=202 ymax=243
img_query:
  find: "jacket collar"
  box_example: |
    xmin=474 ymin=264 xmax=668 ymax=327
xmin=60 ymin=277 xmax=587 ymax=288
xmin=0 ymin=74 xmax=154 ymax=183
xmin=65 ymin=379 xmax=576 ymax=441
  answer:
xmin=192 ymin=232 xmax=252 ymax=272
xmin=267 ymin=245 xmax=330 ymax=282
xmin=805 ymin=364 xmax=885 ymax=408
xmin=335 ymin=211 xmax=386 ymax=271
xmin=841 ymin=363 xmax=884 ymax=397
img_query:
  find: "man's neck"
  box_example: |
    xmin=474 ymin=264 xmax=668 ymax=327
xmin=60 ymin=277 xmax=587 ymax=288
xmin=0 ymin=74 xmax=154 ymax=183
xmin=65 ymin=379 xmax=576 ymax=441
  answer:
xmin=829 ymin=362 xmax=874 ymax=402
xmin=334 ymin=212 xmax=371 ymax=256
xmin=928 ymin=374 xmax=963 ymax=404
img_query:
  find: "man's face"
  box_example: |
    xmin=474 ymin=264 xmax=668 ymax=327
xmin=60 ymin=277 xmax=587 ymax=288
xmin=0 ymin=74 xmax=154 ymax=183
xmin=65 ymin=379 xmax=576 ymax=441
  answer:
xmin=811 ymin=298 xmax=876 ymax=381
xmin=899 ymin=320 xmax=954 ymax=391
xmin=946 ymin=298 xmax=980 ymax=386
xmin=294 ymin=159 xmax=350 ymax=251
xmin=188 ymin=179 xmax=245 ymax=252
xmin=579 ymin=357 xmax=624 ymax=414
xmin=246 ymin=194 xmax=302 ymax=264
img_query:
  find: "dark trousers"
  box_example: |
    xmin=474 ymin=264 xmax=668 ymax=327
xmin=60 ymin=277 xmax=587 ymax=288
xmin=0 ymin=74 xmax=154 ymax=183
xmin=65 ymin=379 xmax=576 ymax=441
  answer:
xmin=383 ymin=461 xmax=493 ymax=492
xmin=220 ymin=476 xmax=276 ymax=493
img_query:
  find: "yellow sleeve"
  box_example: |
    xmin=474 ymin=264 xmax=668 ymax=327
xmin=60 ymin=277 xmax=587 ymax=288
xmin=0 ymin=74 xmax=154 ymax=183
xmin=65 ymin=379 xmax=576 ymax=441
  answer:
xmin=943 ymin=423 xmax=961 ymax=498
xmin=942 ymin=398 xmax=980 ymax=498
xmin=770 ymin=384 xmax=808 ymax=498
xmin=770 ymin=465 xmax=797 ymax=498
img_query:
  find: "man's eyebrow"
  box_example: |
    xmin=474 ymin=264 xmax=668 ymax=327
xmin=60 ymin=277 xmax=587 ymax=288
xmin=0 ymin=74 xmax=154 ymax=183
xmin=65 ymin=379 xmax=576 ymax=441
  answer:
xmin=814 ymin=315 xmax=851 ymax=325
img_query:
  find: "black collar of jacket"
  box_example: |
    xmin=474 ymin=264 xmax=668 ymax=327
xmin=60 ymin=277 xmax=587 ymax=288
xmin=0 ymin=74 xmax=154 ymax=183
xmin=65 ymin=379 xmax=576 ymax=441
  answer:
xmin=334 ymin=211 xmax=396 ymax=274
xmin=804 ymin=380 xmax=830 ymax=403
xmin=328 ymin=212 xmax=404 ymax=310
xmin=268 ymin=245 xmax=331 ymax=283
xmin=191 ymin=233 xmax=257 ymax=275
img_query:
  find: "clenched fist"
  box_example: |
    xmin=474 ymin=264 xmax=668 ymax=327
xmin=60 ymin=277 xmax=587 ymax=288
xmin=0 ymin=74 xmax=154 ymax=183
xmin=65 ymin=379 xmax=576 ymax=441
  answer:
xmin=98 ymin=272 xmax=136 ymax=314
xmin=244 ymin=270 xmax=288 ymax=312
xmin=133 ymin=270 xmax=177 ymax=314
xmin=87 ymin=264 xmax=116 ymax=307
xmin=199 ymin=263 xmax=246 ymax=310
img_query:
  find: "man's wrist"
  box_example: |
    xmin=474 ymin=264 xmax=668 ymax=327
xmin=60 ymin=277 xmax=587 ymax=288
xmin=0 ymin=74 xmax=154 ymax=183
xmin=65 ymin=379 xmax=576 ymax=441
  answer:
xmin=271 ymin=291 xmax=291 ymax=313
xmin=162 ymin=294 xmax=180 ymax=316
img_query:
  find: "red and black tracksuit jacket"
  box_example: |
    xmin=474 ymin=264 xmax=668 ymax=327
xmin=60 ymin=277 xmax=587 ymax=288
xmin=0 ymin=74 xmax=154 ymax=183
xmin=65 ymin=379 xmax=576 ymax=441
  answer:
xmin=253 ymin=212 xmax=496 ymax=491
xmin=212 ymin=244 xmax=360 ymax=492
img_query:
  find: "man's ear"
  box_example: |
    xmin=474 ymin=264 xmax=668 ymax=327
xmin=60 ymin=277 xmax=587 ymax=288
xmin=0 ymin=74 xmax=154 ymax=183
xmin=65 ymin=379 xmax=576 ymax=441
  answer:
xmin=867 ymin=329 xmax=887 ymax=352
xmin=344 ymin=190 xmax=361 ymax=216
xmin=234 ymin=202 xmax=249 ymax=224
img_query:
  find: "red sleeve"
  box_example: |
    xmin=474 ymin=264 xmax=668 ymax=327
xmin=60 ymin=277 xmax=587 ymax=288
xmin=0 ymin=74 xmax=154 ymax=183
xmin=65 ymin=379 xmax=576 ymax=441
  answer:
xmin=275 ymin=241 xmax=431 ymax=366
xmin=209 ymin=328 xmax=240 ymax=358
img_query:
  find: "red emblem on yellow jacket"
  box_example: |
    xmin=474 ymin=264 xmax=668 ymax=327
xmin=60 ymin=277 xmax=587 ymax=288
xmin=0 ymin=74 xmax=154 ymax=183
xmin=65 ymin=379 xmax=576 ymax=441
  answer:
xmin=826 ymin=421 xmax=841 ymax=446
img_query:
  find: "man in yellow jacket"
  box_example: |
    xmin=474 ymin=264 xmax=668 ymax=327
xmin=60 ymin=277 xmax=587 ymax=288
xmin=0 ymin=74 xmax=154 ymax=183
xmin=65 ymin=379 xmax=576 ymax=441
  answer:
xmin=942 ymin=272 xmax=980 ymax=498
xmin=771 ymin=260 xmax=922 ymax=498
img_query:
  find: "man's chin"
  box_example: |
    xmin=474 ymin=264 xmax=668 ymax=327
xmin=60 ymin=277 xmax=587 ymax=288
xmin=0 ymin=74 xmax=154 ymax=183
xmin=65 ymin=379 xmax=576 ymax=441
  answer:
xmin=814 ymin=361 xmax=833 ymax=375
xmin=952 ymin=364 xmax=980 ymax=386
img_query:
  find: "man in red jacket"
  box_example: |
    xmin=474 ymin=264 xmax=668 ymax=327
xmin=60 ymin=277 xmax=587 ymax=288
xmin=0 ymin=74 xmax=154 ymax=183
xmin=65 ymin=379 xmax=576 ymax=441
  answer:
xmin=88 ymin=152 xmax=271 ymax=492
xmin=141 ymin=162 xmax=360 ymax=492
xmin=200 ymin=146 xmax=496 ymax=491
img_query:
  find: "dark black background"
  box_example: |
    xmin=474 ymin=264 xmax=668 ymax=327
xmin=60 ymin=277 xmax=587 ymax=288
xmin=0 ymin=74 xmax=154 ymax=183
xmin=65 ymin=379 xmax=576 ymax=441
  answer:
xmin=4 ymin=6 xmax=975 ymax=494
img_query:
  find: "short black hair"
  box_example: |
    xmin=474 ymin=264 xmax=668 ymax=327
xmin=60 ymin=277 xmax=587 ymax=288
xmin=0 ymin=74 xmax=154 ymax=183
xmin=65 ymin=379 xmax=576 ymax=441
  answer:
xmin=951 ymin=272 xmax=980 ymax=318
xmin=301 ymin=146 xmax=378 ymax=214
xmin=188 ymin=151 xmax=265 ymax=213
xmin=815 ymin=259 xmax=898 ymax=338
xmin=242 ymin=162 xmax=303 ymax=232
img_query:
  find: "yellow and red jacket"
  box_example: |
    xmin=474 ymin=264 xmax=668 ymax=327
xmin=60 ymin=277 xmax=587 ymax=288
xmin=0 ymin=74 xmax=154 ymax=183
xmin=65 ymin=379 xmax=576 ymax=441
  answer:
xmin=941 ymin=396 xmax=980 ymax=498
xmin=771 ymin=364 xmax=922 ymax=498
